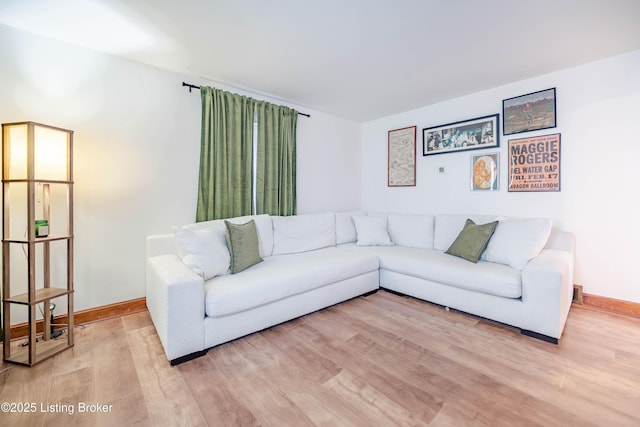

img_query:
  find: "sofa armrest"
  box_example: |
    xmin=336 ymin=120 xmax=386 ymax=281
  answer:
xmin=147 ymin=233 xmax=178 ymax=258
xmin=545 ymin=229 xmax=575 ymax=253
xmin=520 ymin=249 xmax=574 ymax=338
xmin=146 ymin=254 xmax=205 ymax=361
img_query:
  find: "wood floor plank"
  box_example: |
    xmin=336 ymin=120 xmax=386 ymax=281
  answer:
xmin=127 ymin=320 xmax=205 ymax=427
xmin=317 ymin=301 xmax=569 ymax=426
xmin=208 ymin=338 xmax=316 ymax=427
xmin=272 ymin=321 xmax=440 ymax=425
xmin=0 ymin=350 xmax=56 ymax=427
xmin=296 ymin=313 xmax=445 ymax=421
xmin=178 ymin=352 xmax=257 ymax=427
xmin=233 ymin=331 xmax=382 ymax=427
xmin=261 ymin=322 xmax=342 ymax=384
xmin=311 ymin=314 xmax=538 ymax=426
xmin=444 ymin=343 xmax=635 ymax=426
xmin=323 ymin=369 xmax=426 ymax=426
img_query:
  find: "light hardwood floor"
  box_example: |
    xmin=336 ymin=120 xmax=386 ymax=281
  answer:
xmin=1 ymin=290 xmax=640 ymax=426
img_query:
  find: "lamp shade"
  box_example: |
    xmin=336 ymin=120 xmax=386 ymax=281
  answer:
xmin=2 ymin=122 xmax=72 ymax=181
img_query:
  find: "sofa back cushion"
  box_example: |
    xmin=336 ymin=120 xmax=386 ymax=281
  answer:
xmin=434 ymin=214 xmax=502 ymax=251
xmin=387 ymin=213 xmax=435 ymax=249
xmin=272 ymin=212 xmax=336 ymax=255
xmin=352 ymin=215 xmax=394 ymax=246
xmin=482 ymin=217 xmax=552 ymax=269
xmin=335 ymin=211 xmax=364 ymax=244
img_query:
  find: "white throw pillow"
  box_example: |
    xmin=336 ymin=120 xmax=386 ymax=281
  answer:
xmin=173 ymin=225 xmax=230 ymax=279
xmin=482 ymin=218 xmax=553 ymax=269
xmin=184 ymin=214 xmax=274 ymax=258
xmin=335 ymin=211 xmax=364 ymax=244
xmin=387 ymin=213 xmax=435 ymax=249
xmin=272 ymin=213 xmax=336 ymax=255
xmin=352 ymin=216 xmax=394 ymax=246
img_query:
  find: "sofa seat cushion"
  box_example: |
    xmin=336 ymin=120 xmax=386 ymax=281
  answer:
xmin=204 ymin=247 xmax=379 ymax=318
xmin=344 ymin=245 xmax=521 ymax=298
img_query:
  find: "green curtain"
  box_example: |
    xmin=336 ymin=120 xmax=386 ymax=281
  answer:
xmin=196 ymin=86 xmax=256 ymax=221
xmin=256 ymin=101 xmax=298 ymax=216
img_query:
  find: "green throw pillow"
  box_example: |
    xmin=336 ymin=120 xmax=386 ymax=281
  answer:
xmin=445 ymin=219 xmax=498 ymax=263
xmin=224 ymin=220 xmax=263 ymax=274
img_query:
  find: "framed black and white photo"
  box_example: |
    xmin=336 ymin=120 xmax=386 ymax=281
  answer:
xmin=503 ymin=88 xmax=556 ymax=135
xmin=422 ymin=114 xmax=499 ymax=156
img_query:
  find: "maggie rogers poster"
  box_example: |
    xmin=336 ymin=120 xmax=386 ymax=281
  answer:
xmin=508 ymin=133 xmax=561 ymax=192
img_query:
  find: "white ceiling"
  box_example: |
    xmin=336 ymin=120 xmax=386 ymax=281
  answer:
xmin=1 ymin=0 xmax=640 ymax=121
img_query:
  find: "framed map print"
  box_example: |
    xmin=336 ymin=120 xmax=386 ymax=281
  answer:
xmin=388 ymin=126 xmax=416 ymax=187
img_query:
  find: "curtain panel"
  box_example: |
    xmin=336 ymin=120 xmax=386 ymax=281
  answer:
xmin=196 ymin=86 xmax=255 ymax=221
xmin=256 ymin=101 xmax=298 ymax=216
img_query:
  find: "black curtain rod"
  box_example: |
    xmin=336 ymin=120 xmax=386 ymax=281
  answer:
xmin=182 ymin=82 xmax=311 ymax=117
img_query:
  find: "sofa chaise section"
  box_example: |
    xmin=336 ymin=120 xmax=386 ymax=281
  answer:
xmin=342 ymin=213 xmax=575 ymax=343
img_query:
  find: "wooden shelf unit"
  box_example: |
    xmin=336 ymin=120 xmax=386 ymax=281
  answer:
xmin=2 ymin=121 xmax=74 ymax=367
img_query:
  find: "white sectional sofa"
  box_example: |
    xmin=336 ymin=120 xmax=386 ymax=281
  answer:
xmin=146 ymin=211 xmax=575 ymax=365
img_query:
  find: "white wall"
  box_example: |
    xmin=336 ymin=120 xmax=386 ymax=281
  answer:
xmin=362 ymin=49 xmax=640 ymax=303
xmin=0 ymin=24 xmax=362 ymax=322
xmin=297 ymin=111 xmax=362 ymax=213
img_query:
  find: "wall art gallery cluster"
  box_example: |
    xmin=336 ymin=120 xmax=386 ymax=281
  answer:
xmin=387 ymin=88 xmax=560 ymax=192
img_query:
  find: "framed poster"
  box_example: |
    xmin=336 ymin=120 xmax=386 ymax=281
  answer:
xmin=503 ymin=88 xmax=556 ymax=135
xmin=508 ymin=133 xmax=561 ymax=192
xmin=471 ymin=152 xmax=499 ymax=191
xmin=423 ymin=114 xmax=499 ymax=156
xmin=388 ymin=126 xmax=416 ymax=187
